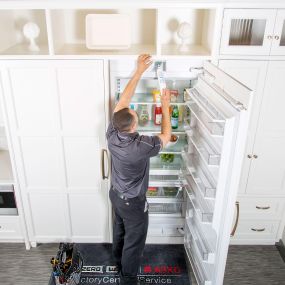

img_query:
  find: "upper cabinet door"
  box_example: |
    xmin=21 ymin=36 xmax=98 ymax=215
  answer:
xmin=220 ymin=9 xmax=276 ymax=55
xmin=270 ymin=10 xmax=285 ymax=55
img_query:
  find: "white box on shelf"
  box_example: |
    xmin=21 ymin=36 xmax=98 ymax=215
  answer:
xmin=86 ymin=14 xmax=131 ymax=50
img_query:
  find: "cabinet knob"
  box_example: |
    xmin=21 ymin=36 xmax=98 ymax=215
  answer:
xmin=274 ymin=35 xmax=280 ymax=40
xmin=267 ymin=35 xmax=273 ymax=40
xmin=247 ymin=154 xmax=252 ymax=159
xmin=253 ymin=154 xmax=258 ymax=159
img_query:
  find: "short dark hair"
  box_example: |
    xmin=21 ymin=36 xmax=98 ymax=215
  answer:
xmin=113 ymin=108 xmax=135 ymax=132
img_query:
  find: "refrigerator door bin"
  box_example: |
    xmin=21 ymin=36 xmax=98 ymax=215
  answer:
xmin=184 ymin=222 xmax=213 ymax=285
xmin=185 ymin=217 xmax=215 ymax=263
xmin=182 ymin=152 xmax=217 ymax=198
xmin=187 ymin=88 xmax=226 ymax=123
xmin=186 ymin=186 xmax=213 ymax=224
xmin=186 ymin=127 xmax=221 ymax=166
xmin=186 ymin=101 xmax=225 ymax=137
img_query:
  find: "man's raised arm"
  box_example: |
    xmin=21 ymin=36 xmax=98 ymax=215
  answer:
xmin=114 ymin=54 xmax=152 ymax=113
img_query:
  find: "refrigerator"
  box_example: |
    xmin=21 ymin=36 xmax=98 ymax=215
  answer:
xmin=110 ymin=59 xmax=253 ymax=285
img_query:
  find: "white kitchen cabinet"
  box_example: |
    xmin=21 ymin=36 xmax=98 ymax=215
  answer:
xmin=218 ymin=60 xmax=268 ymax=194
xmin=0 ymin=60 xmax=110 ymax=243
xmin=220 ymin=9 xmax=277 ymax=55
xmin=219 ymin=60 xmax=285 ymax=196
xmin=68 ymin=193 xmax=110 ymax=242
xmin=246 ymin=61 xmax=285 ymax=195
xmin=28 ymin=193 xmax=68 ymax=239
xmin=219 ymin=60 xmax=285 ymax=244
xmin=271 ymin=10 xmax=285 ymax=55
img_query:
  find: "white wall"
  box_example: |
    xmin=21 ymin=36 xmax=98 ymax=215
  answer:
xmin=282 ymin=227 xmax=285 ymax=244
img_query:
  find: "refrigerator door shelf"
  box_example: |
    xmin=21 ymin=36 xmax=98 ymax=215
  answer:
xmin=184 ymin=222 xmax=213 ymax=285
xmin=186 ymin=88 xmax=226 ymax=123
xmin=186 ymin=128 xmax=221 ymax=167
xmin=185 ymin=216 xmax=215 ymax=263
xmin=186 ymin=187 xmax=213 ymax=224
xmin=186 ymin=101 xmax=225 ymax=137
xmin=184 ymin=170 xmax=216 ymax=201
xmin=182 ymin=151 xmax=217 ymax=195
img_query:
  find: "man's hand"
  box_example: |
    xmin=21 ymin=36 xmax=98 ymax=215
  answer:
xmin=136 ymin=54 xmax=153 ymax=75
xmin=114 ymin=54 xmax=152 ymax=113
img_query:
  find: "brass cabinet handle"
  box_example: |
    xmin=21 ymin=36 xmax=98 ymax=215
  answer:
xmin=247 ymin=154 xmax=252 ymax=159
xmin=101 ymin=149 xmax=109 ymax=180
xmin=253 ymin=154 xmax=258 ymax=159
xmin=256 ymin=206 xmax=270 ymax=210
xmin=231 ymin=201 xmax=240 ymax=237
xmin=275 ymin=35 xmax=280 ymax=40
xmin=251 ymin=228 xmax=265 ymax=232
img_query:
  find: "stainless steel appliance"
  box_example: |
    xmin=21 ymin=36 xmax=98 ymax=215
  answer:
xmin=0 ymin=184 xmax=18 ymax=215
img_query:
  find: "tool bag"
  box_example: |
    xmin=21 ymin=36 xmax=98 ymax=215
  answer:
xmin=51 ymin=243 xmax=83 ymax=285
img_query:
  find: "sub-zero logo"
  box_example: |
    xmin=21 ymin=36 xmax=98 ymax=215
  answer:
xmin=82 ymin=266 xmax=104 ymax=273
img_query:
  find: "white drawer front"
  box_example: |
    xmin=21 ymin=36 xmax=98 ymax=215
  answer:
xmin=232 ymin=220 xmax=279 ymax=241
xmin=238 ymin=197 xmax=285 ymax=219
xmin=0 ymin=216 xmax=23 ymax=239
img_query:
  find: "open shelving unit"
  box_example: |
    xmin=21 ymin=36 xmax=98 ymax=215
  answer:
xmin=0 ymin=9 xmax=49 ymax=55
xmin=0 ymin=7 xmax=217 ymax=57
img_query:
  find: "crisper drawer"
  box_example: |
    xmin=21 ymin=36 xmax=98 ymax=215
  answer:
xmin=184 ymin=219 xmax=213 ymax=285
xmin=148 ymin=202 xmax=184 ymax=217
xmin=238 ymin=197 xmax=285 ymax=219
xmin=0 ymin=216 xmax=23 ymax=239
xmin=147 ymin=186 xmax=184 ymax=199
xmin=148 ymin=217 xmax=184 ymax=237
xmin=231 ymin=219 xmax=280 ymax=242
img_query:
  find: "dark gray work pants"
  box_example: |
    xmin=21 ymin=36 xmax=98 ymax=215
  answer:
xmin=109 ymin=188 xmax=148 ymax=285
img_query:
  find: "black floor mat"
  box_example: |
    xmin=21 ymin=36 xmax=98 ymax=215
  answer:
xmin=49 ymin=243 xmax=191 ymax=285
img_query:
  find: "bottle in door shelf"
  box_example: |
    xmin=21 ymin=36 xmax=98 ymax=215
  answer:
xmin=171 ymin=105 xmax=179 ymax=129
xmin=138 ymin=105 xmax=149 ymax=126
xmin=154 ymin=104 xmax=162 ymax=125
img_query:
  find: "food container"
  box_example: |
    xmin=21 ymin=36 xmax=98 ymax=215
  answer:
xmin=147 ymin=187 xmax=159 ymax=197
xmin=166 ymin=134 xmax=179 ymax=148
xmin=86 ymin=14 xmax=131 ymax=50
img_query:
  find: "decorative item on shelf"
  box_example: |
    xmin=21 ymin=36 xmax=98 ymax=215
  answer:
xmin=22 ymin=22 xmax=40 ymax=52
xmin=177 ymin=22 xmax=192 ymax=53
xmin=86 ymin=14 xmax=131 ymax=50
xmin=138 ymin=104 xmax=149 ymax=126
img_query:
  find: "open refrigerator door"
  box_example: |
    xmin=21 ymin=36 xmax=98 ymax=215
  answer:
xmin=110 ymin=59 xmax=253 ymax=285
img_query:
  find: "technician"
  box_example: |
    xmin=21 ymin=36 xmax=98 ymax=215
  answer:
xmin=106 ymin=54 xmax=171 ymax=285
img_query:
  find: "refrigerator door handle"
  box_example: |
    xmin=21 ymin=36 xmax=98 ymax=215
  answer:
xmin=230 ymin=201 xmax=240 ymax=237
xmin=101 ymin=149 xmax=110 ymax=180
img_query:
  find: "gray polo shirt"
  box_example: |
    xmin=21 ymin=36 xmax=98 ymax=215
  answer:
xmin=106 ymin=121 xmax=162 ymax=198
